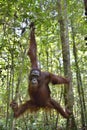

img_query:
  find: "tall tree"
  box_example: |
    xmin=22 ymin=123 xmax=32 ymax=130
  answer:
xmin=71 ymin=19 xmax=87 ymax=128
xmin=57 ymin=0 xmax=77 ymax=130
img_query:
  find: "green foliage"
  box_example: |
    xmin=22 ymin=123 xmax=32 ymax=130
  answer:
xmin=0 ymin=0 xmax=87 ymax=129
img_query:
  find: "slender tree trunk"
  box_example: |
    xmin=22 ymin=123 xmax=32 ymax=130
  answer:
xmin=71 ymin=20 xmax=87 ymax=128
xmin=57 ymin=0 xmax=77 ymax=130
xmin=6 ymin=55 xmax=10 ymax=129
xmin=9 ymin=47 xmax=15 ymax=130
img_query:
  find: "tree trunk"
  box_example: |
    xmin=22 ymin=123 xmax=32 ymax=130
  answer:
xmin=71 ymin=20 xmax=87 ymax=128
xmin=6 ymin=55 xmax=10 ymax=129
xmin=57 ymin=0 xmax=77 ymax=130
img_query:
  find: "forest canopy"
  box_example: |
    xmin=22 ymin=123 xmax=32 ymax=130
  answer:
xmin=0 ymin=0 xmax=87 ymax=130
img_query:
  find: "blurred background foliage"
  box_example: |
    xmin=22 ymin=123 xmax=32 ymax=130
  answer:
xmin=0 ymin=0 xmax=87 ymax=130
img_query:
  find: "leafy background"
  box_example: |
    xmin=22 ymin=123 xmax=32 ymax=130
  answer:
xmin=0 ymin=0 xmax=87 ymax=130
